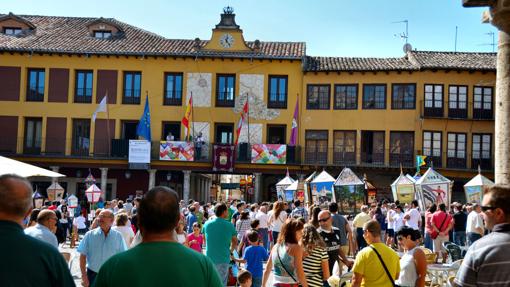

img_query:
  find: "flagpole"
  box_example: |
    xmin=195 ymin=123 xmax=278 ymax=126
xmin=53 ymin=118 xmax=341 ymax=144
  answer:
xmin=191 ymin=92 xmax=195 ymax=142
xmin=247 ymin=93 xmax=250 ymax=147
xmin=297 ymin=93 xmax=300 ymax=147
xmin=105 ymin=91 xmax=111 ymax=156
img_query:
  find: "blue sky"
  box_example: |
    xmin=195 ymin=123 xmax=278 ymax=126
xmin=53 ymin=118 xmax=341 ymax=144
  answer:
xmin=2 ymin=0 xmax=497 ymax=57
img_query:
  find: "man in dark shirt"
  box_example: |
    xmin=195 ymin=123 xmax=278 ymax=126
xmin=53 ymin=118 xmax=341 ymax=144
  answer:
xmin=317 ymin=210 xmax=353 ymax=275
xmin=0 ymin=174 xmax=75 ymax=287
xmin=329 ymin=202 xmax=352 ymax=256
xmin=452 ymin=203 xmax=468 ymax=246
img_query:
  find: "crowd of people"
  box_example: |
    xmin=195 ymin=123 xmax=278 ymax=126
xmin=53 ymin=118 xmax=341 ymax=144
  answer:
xmin=1 ymin=172 xmax=510 ymax=287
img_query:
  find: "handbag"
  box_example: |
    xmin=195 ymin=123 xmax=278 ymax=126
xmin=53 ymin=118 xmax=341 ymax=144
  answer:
xmin=369 ymin=245 xmax=399 ymax=287
xmin=276 ymin=245 xmax=301 ymax=286
xmin=430 ymin=213 xmax=448 ymax=240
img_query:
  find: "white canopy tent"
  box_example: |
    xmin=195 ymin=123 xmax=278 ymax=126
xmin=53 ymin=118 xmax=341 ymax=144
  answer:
xmin=391 ymin=172 xmax=417 ymax=204
xmin=310 ymin=170 xmax=335 ymax=204
xmin=0 ymin=156 xmax=65 ymax=178
xmin=464 ymin=169 xmax=494 ymax=203
xmin=276 ymin=175 xmax=295 ymax=201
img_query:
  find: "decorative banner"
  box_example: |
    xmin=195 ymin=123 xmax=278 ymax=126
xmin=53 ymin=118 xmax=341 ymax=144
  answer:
xmin=310 ymin=182 xmax=334 ymax=205
xmin=251 ymin=144 xmax=286 ymax=164
xmin=396 ymin=184 xmax=415 ymax=204
xmin=421 ymin=183 xmax=449 ymax=207
xmin=465 ymin=186 xmax=483 ymax=203
xmin=284 ymin=190 xmax=295 ymax=202
xmin=160 ymin=141 xmax=195 ymax=161
xmin=213 ymin=144 xmax=234 ymax=172
xmin=129 ymin=140 xmax=151 ymax=163
xmin=334 ymin=185 xmax=365 ymax=214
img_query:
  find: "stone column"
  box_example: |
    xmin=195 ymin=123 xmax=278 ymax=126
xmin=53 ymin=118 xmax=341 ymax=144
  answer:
xmin=148 ymin=169 xmax=157 ymax=190
xmin=254 ymin=172 xmax=262 ymax=203
xmin=183 ymin=170 xmax=191 ymax=204
xmin=490 ymin=1 xmax=510 ymax=184
xmin=99 ymin=168 xmax=108 ymax=196
xmin=50 ymin=166 xmax=59 ymax=184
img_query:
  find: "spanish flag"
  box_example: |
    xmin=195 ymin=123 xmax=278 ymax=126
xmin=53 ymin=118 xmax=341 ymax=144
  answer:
xmin=182 ymin=94 xmax=192 ymax=141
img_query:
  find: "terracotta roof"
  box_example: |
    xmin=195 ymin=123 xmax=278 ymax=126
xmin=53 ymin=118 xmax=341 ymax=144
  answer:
xmin=407 ymin=51 xmax=496 ymax=71
xmin=304 ymin=51 xmax=496 ymax=72
xmin=0 ymin=14 xmax=305 ymax=59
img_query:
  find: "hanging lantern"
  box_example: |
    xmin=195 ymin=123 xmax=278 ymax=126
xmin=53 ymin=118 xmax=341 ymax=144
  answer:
xmin=85 ymin=184 xmax=102 ymax=203
xmin=32 ymin=190 xmax=45 ymax=209
xmin=47 ymin=182 xmax=65 ymax=202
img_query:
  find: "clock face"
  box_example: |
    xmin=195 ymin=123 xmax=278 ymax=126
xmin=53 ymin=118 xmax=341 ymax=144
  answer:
xmin=219 ymin=33 xmax=234 ymax=48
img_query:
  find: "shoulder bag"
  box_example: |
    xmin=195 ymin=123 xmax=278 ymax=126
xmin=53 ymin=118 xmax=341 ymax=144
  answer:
xmin=276 ymin=245 xmax=301 ymax=286
xmin=430 ymin=213 xmax=448 ymax=240
xmin=369 ymin=245 xmax=399 ymax=287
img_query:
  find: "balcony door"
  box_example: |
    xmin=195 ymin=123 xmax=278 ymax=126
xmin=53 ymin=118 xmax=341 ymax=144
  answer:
xmin=215 ymin=123 xmax=234 ymax=144
xmin=361 ymin=131 xmax=384 ymax=165
xmin=72 ymin=119 xmax=90 ymax=156
xmin=24 ymin=118 xmax=42 ymax=154
xmin=305 ymin=130 xmax=328 ymax=164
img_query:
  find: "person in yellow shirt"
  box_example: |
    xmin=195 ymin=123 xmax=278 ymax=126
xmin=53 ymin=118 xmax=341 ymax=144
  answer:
xmin=351 ymin=220 xmax=400 ymax=287
xmin=352 ymin=206 xmax=371 ymax=251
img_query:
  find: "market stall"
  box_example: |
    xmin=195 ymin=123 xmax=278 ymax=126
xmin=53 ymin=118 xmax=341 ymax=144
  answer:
xmin=415 ymin=167 xmax=453 ymax=211
xmin=310 ymin=170 xmax=335 ymax=205
xmin=276 ymin=175 xmax=295 ymax=202
xmin=333 ymin=167 xmax=365 ymax=214
xmin=464 ymin=168 xmax=494 ymax=203
xmin=303 ymin=171 xmax=317 ymax=205
xmin=391 ymin=172 xmax=417 ymax=204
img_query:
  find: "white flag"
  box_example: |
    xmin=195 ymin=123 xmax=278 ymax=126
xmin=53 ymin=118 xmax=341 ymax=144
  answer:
xmin=92 ymin=95 xmax=108 ymax=122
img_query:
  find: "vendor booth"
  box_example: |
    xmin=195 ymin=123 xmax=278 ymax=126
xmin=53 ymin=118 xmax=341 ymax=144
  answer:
xmin=276 ymin=175 xmax=295 ymax=202
xmin=333 ymin=167 xmax=365 ymax=214
xmin=303 ymin=171 xmax=317 ymax=204
xmin=310 ymin=170 xmax=335 ymax=205
xmin=391 ymin=172 xmax=417 ymax=204
xmin=363 ymin=174 xmax=378 ymax=204
xmin=415 ymin=168 xmax=453 ymax=211
xmin=464 ymin=168 xmax=494 ymax=204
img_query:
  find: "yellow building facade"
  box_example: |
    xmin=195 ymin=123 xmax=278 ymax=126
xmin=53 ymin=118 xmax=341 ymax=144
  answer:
xmin=0 ymin=10 xmax=495 ymax=203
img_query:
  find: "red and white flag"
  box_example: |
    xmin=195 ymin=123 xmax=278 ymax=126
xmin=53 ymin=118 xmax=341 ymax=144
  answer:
xmin=235 ymin=99 xmax=249 ymax=146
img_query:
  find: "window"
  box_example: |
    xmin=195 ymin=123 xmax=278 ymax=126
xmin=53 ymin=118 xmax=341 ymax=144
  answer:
xmin=472 ymin=134 xmax=492 ymax=170
xmin=215 ymin=123 xmax=234 ymax=144
xmin=163 ymin=73 xmax=183 ymax=106
xmin=72 ymin=119 xmax=90 ymax=156
xmin=361 ymin=131 xmax=385 ymax=164
xmin=267 ymin=125 xmax=286 ymax=144
xmin=268 ymin=75 xmax=287 ymax=108
xmin=389 ymin=132 xmax=414 ymax=166
xmin=3 ymin=27 xmax=22 ymax=35
xmin=26 ymin=68 xmax=45 ymax=101
xmin=473 ymin=86 xmax=493 ymax=119
xmin=123 ymin=72 xmax=141 ymax=104
xmin=121 ymin=121 xmax=139 ymax=140
xmin=362 ymin=84 xmax=386 ymax=109
xmin=447 ymin=133 xmax=466 ymax=168
xmin=162 ymin=122 xmax=181 ymax=141
xmin=307 ymin=85 xmax=330 ymax=110
xmin=334 ymin=84 xmax=358 ymax=110
xmin=94 ymin=30 xmax=112 ymax=39
xmin=392 ymin=84 xmax=416 ymax=109
xmin=305 ymin=130 xmax=328 ymax=164
xmin=24 ymin=118 xmax=42 ymax=154
xmin=333 ymin=130 xmax=356 ymax=164
xmin=424 ymin=84 xmax=443 ymax=117
xmin=423 ymin=131 xmax=442 ymax=167
xmin=448 ymin=85 xmax=467 ymax=118
xmin=216 ymin=74 xmax=235 ymax=107
xmin=74 ymin=70 xmax=93 ymax=103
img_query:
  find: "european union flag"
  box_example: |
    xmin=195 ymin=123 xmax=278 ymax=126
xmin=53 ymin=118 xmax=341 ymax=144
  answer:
xmin=136 ymin=95 xmax=151 ymax=142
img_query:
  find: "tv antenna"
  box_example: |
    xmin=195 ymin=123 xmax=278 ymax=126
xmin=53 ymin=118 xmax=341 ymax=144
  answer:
xmin=478 ymin=31 xmax=496 ymax=52
xmin=392 ymin=20 xmax=409 ymax=45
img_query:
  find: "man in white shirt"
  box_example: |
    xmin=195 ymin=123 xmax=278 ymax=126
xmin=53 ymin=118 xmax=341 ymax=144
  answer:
xmin=404 ymin=200 xmax=421 ymax=231
xmin=466 ymin=203 xmax=484 ymax=246
xmin=255 ymin=203 xmax=269 ymax=251
xmin=386 ymin=203 xmax=396 ymax=246
xmin=24 ymin=209 xmax=59 ymax=248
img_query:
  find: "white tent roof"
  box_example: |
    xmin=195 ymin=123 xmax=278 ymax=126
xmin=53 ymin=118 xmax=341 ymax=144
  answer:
xmin=415 ymin=167 xmax=451 ymax=185
xmin=464 ymin=173 xmax=494 ymax=187
xmin=405 ymin=174 xmax=417 ymax=183
xmin=285 ymin=180 xmax=298 ymax=191
xmin=276 ymin=176 xmax=295 ymax=186
xmin=305 ymin=171 xmax=317 ymax=182
xmin=334 ymin=167 xmax=364 ymax=186
xmin=0 ymin=156 xmax=65 ymax=178
xmin=391 ymin=173 xmax=416 ymax=187
xmin=311 ymin=170 xmax=335 ymax=183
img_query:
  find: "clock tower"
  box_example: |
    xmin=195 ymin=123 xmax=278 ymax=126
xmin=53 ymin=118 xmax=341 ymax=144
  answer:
xmin=202 ymin=7 xmax=251 ymax=51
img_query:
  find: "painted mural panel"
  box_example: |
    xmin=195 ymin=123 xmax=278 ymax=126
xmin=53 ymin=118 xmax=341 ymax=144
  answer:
xmin=186 ymin=73 xmax=211 ymax=107
xmin=239 ymin=123 xmax=262 ymax=144
xmin=234 ymin=75 xmax=280 ymax=120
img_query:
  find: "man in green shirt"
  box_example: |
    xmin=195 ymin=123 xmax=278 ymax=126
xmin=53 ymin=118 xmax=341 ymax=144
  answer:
xmin=93 ymin=186 xmax=222 ymax=287
xmin=0 ymin=174 xmax=75 ymax=287
xmin=203 ymin=202 xmax=238 ymax=285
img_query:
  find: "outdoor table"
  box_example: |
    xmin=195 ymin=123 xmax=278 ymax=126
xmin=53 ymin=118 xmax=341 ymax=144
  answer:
xmin=427 ymin=263 xmax=459 ymax=287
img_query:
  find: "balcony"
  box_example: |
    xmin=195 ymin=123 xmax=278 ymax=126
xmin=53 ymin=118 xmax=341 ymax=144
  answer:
xmin=333 ymin=151 xmax=356 ymax=166
xmin=74 ymin=89 xmax=93 ymax=103
xmin=421 ymin=100 xmax=493 ymax=120
xmin=163 ymin=91 xmax=182 ymax=106
xmin=216 ymin=92 xmax=235 ymax=107
xmin=26 ymin=89 xmax=44 ymax=102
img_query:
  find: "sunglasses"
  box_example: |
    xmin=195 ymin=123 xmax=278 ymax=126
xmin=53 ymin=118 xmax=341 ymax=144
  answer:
xmin=397 ymin=236 xmax=403 ymax=241
xmin=481 ymin=205 xmax=496 ymax=212
xmin=318 ymin=216 xmax=330 ymax=223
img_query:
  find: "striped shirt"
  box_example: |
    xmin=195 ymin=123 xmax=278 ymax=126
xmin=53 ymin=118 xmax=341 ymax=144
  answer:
xmin=303 ymin=246 xmax=328 ymax=287
xmin=455 ymin=223 xmax=510 ymax=287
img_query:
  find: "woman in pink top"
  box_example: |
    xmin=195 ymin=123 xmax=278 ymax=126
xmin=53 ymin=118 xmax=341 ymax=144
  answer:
xmin=187 ymin=222 xmax=203 ymax=253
